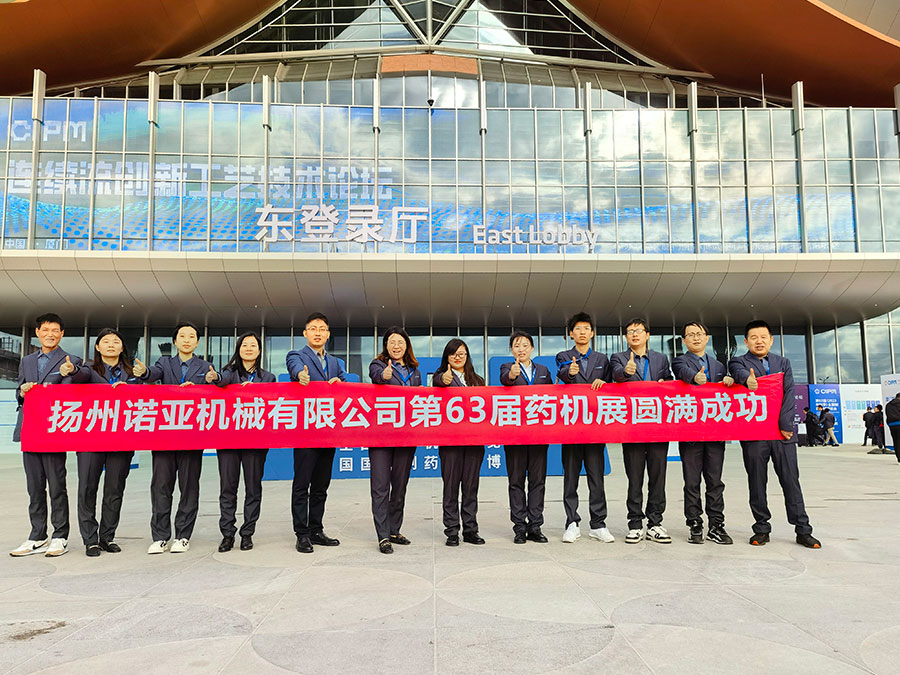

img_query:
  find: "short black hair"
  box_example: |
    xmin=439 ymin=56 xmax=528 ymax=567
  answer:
xmin=682 ymin=321 xmax=708 ymax=337
xmin=567 ymin=312 xmax=594 ymax=334
xmin=172 ymin=321 xmax=200 ymax=342
xmin=803 ymin=407 xmax=809 ymax=412
xmin=305 ymin=312 xmax=329 ymax=328
xmin=625 ymin=317 xmax=649 ymax=333
xmin=35 ymin=313 xmax=64 ymax=331
xmin=509 ymin=330 xmax=534 ymax=349
xmin=876 ymin=404 xmax=883 ymax=411
xmin=744 ymin=319 xmax=772 ymax=338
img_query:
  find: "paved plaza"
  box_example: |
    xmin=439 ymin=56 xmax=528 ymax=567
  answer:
xmin=0 ymin=443 xmax=898 ymax=674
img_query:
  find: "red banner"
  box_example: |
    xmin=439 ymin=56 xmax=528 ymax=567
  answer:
xmin=20 ymin=375 xmax=784 ymax=452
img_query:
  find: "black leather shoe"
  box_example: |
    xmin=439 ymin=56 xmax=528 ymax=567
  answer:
xmin=99 ymin=541 xmax=121 ymax=553
xmin=463 ymin=532 xmax=485 ymax=545
xmin=526 ymin=529 xmax=548 ymax=543
xmin=240 ymin=535 xmax=253 ymax=551
xmin=389 ymin=533 xmax=411 ymax=545
xmin=379 ymin=538 xmax=393 ymax=554
xmin=749 ymin=532 xmax=770 ymax=546
xmin=85 ymin=544 xmax=101 ymax=557
xmin=445 ymin=535 xmax=460 ymax=547
xmin=513 ymin=532 xmax=527 ymax=544
xmin=296 ymin=536 xmax=314 ymax=553
xmin=796 ymin=533 xmax=822 ymax=549
xmin=218 ymin=536 xmax=234 ymax=552
xmin=310 ymin=531 xmax=340 ymax=547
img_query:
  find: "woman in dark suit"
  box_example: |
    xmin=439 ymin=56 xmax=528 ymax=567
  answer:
xmin=433 ymin=338 xmax=486 ymax=547
xmin=368 ymin=327 xmax=421 ymax=554
xmin=215 ymin=331 xmax=275 ymax=552
xmin=65 ymin=328 xmax=142 ymax=556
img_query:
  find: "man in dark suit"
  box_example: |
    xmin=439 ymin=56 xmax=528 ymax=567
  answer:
xmin=672 ymin=321 xmax=734 ymax=545
xmin=555 ymin=312 xmax=613 ymax=544
xmin=286 ymin=312 xmax=346 ymax=553
xmin=803 ymin=407 xmax=823 ymax=446
xmin=137 ymin=321 xmax=219 ymax=554
xmin=610 ymin=318 xmax=673 ymax=545
xmin=862 ymin=407 xmax=874 ymax=446
xmin=886 ymin=394 xmax=900 ymax=462
xmin=10 ymin=313 xmax=82 ymax=558
xmin=728 ymin=319 xmax=821 ymax=549
xmin=500 ymin=330 xmax=553 ymax=544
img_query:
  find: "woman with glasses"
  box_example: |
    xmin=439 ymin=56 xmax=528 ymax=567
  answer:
xmin=433 ymin=338 xmax=487 ymax=547
xmin=368 ymin=327 xmax=421 ymax=554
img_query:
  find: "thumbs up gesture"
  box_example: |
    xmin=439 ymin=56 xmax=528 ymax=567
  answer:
xmin=624 ymin=351 xmax=637 ymax=376
xmin=442 ymin=365 xmax=454 ymax=385
xmin=747 ymin=367 xmax=758 ymax=391
xmin=205 ymin=365 xmax=218 ymax=383
xmin=693 ymin=369 xmax=707 ymax=385
xmin=298 ymin=365 xmax=311 ymax=386
xmin=382 ymin=360 xmax=394 ymax=381
xmin=60 ymin=355 xmax=75 ymax=377
xmin=510 ymin=360 xmax=521 ymax=380
xmin=569 ymin=357 xmax=579 ymax=377
xmin=132 ymin=358 xmax=146 ymax=377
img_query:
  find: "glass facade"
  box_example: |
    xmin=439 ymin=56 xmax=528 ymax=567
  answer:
xmin=2 ymin=94 xmax=898 ymax=254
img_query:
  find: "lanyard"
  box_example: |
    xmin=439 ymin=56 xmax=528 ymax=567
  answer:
xmin=762 ymin=357 xmax=770 ymax=375
xmin=521 ymin=362 xmax=535 ymax=385
xmin=395 ymin=362 xmax=415 ymax=385
xmin=180 ymin=361 xmax=188 ymax=384
xmin=246 ymin=370 xmax=256 ymax=383
xmin=108 ymin=366 xmax=120 ymax=385
xmin=577 ymin=347 xmax=592 ymax=365
xmin=634 ymin=354 xmax=650 ymax=381
xmin=700 ymin=355 xmax=709 ymax=381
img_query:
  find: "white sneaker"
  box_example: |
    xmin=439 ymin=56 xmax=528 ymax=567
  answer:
xmin=44 ymin=538 xmax=68 ymax=557
xmin=9 ymin=538 xmax=49 ymax=557
xmin=625 ymin=528 xmax=644 ymax=544
xmin=562 ymin=522 xmax=581 ymax=543
xmin=169 ymin=538 xmax=190 ymax=553
xmin=589 ymin=527 xmax=615 ymax=543
xmin=147 ymin=540 xmax=169 ymax=554
xmin=647 ymin=525 xmax=672 ymax=544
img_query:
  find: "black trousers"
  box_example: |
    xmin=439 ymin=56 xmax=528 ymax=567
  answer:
xmin=439 ymin=446 xmax=484 ymax=537
xmin=217 ymin=448 xmax=267 ymax=538
xmin=369 ymin=447 xmax=415 ymax=541
xmin=873 ymin=427 xmax=886 ymax=449
xmin=561 ymin=443 xmax=607 ymax=529
xmin=77 ymin=451 xmax=133 ymax=546
xmin=505 ymin=444 xmax=547 ymax=535
xmin=622 ymin=442 xmax=668 ymax=530
xmin=862 ymin=427 xmax=873 ymax=445
xmin=678 ymin=441 xmax=725 ymax=527
xmin=292 ymin=448 xmax=335 ymax=537
xmin=150 ymin=450 xmax=203 ymax=541
xmin=740 ymin=440 xmax=812 ymax=535
xmin=23 ymin=451 xmax=69 ymax=541
xmin=891 ymin=426 xmax=900 ymax=462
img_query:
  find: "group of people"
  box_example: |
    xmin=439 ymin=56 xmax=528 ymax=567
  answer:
xmin=802 ymin=402 xmax=893 ymax=453
xmin=11 ymin=311 xmax=838 ymax=559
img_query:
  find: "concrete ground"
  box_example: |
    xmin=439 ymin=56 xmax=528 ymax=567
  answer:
xmin=0 ymin=443 xmax=898 ymax=675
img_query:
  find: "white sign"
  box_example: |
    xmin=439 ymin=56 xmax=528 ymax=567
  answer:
xmin=839 ymin=384 xmax=883 ymax=445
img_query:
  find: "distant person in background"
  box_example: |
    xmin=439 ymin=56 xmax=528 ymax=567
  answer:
xmin=886 ymin=394 xmax=900 ymax=463
xmin=821 ymin=408 xmax=840 ymax=447
xmin=862 ymin=406 xmax=875 ymax=446
xmin=803 ymin=407 xmax=823 ymax=447
xmin=871 ymin=404 xmax=886 ymax=451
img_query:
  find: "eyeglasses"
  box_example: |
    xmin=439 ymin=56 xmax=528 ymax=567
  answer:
xmin=683 ymin=332 xmax=706 ymax=339
xmin=305 ymin=327 xmax=329 ymax=334
xmin=625 ymin=329 xmax=645 ymax=336
xmin=451 ymin=351 xmax=467 ymax=358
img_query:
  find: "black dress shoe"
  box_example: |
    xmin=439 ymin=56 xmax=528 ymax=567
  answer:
xmin=796 ymin=533 xmax=822 ymax=549
xmin=296 ymin=536 xmax=314 ymax=553
xmin=379 ymin=538 xmax=393 ymax=554
xmin=99 ymin=541 xmax=121 ymax=553
xmin=240 ymin=535 xmax=253 ymax=551
xmin=85 ymin=544 xmax=101 ymax=557
xmin=749 ymin=532 xmax=770 ymax=546
xmin=513 ymin=532 xmax=527 ymax=544
xmin=310 ymin=531 xmax=340 ymax=547
xmin=526 ymin=529 xmax=548 ymax=543
xmin=218 ymin=536 xmax=234 ymax=552
xmin=389 ymin=533 xmax=411 ymax=545
xmin=445 ymin=535 xmax=460 ymax=547
xmin=463 ymin=532 xmax=485 ymax=545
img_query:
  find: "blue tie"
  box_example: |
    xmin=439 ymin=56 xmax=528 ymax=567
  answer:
xmin=180 ymin=362 xmax=189 ymax=384
xmin=37 ymin=354 xmax=49 ymax=379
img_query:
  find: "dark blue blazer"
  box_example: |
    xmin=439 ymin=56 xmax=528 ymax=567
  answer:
xmin=499 ymin=361 xmax=553 ymax=386
xmin=672 ymin=351 xmax=727 ymax=384
xmin=431 ymin=369 xmax=484 ymax=387
xmin=370 ymin=358 xmax=421 ymax=386
xmin=555 ymin=347 xmax=610 ymax=384
xmin=216 ymin=365 xmax=276 ymax=386
xmin=142 ymin=354 xmax=214 ymax=385
xmin=728 ymin=351 xmax=795 ymax=436
xmin=66 ymin=360 xmax=143 ymax=385
xmin=14 ymin=347 xmax=83 ymax=442
xmin=610 ymin=349 xmax=673 ymax=382
xmin=286 ymin=345 xmax=346 ymax=382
